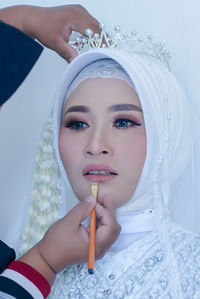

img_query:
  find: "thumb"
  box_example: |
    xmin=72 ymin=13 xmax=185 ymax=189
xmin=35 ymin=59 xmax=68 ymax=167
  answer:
xmin=66 ymin=196 xmax=96 ymax=226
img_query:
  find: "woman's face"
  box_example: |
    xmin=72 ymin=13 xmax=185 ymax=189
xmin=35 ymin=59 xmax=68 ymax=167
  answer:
xmin=59 ymin=77 xmax=146 ymax=207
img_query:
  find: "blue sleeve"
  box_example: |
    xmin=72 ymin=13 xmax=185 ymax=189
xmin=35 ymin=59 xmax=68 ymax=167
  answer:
xmin=0 ymin=241 xmax=15 ymax=274
xmin=0 ymin=21 xmax=43 ymax=106
xmin=0 ymin=277 xmax=33 ymax=299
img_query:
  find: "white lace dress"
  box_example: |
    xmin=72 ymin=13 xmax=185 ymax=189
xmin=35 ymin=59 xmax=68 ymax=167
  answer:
xmin=49 ymin=221 xmax=200 ymax=299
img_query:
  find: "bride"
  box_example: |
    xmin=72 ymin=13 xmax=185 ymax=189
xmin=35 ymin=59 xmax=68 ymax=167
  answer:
xmin=10 ymin=28 xmax=200 ymax=297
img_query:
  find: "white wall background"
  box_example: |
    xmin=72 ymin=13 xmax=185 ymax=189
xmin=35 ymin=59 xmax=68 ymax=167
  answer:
xmin=0 ymin=0 xmax=200 ymax=239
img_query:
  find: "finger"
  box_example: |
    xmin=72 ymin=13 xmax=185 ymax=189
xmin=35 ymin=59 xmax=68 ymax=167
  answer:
xmin=54 ymin=37 xmax=77 ymax=62
xmin=100 ymin=195 xmax=116 ymax=218
xmin=95 ymin=221 xmax=121 ymax=258
xmin=95 ymin=202 xmax=115 ymax=226
xmin=71 ymin=20 xmax=101 ymax=36
xmin=79 ymin=224 xmax=90 ymax=242
xmin=95 ymin=200 xmax=121 ymax=255
xmin=69 ymin=6 xmax=101 ymax=36
xmin=97 ymin=223 xmax=121 ymax=253
xmin=65 ymin=196 xmax=96 ymax=227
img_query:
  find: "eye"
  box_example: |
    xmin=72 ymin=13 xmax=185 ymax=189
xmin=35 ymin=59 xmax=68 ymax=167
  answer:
xmin=113 ymin=118 xmax=141 ymax=128
xmin=64 ymin=120 xmax=89 ymax=130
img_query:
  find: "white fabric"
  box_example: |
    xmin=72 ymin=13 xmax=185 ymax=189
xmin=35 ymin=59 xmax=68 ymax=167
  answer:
xmin=117 ymin=209 xmax=156 ymax=234
xmin=110 ymin=209 xmax=156 ymax=252
xmin=52 ymin=48 xmax=200 ymax=297
xmin=50 ymin=221 xmax=200 ymax=298
xmin=1 ymin=269 xmax=44 ymax=299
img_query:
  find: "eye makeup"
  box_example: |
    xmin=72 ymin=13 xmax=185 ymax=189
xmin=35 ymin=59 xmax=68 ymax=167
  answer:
xmin=62 ymin=111 xmax=142 ymax=131
xmin=112 ymin=113 xmax=142 ymax=128
xmin=63 ymin=115 xmax=89 ymax=131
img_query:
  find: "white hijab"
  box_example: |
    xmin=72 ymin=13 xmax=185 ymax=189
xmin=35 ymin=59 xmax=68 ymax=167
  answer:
xmin=52 ymin=50 xmax=200 ymax=296
xmin=53 ymin=48 xmax=194 ymax=220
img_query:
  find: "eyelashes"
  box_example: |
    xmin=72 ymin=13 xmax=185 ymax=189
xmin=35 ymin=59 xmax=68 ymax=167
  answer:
xmin=112 ymin=114 xmax=142 ymax=128
xmin=64 ymin=120 xmax=88 ymax=130
xmin=63 ymin=113 xmax=142 ymax=131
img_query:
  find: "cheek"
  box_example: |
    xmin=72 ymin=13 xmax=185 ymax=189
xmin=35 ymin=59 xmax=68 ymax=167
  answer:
xmin=58 ymin=130 xmax=80 ymax=171
xmin=118 ymin=133 xmax=147 ymax=166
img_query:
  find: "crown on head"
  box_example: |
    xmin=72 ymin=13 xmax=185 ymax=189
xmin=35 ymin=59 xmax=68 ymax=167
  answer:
xmin=69 ymin=23 xmax=171 ymax=70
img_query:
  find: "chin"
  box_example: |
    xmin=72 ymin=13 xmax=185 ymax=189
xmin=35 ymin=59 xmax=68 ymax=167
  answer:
xmin=73 ymin=186 xmax=92 ymax=201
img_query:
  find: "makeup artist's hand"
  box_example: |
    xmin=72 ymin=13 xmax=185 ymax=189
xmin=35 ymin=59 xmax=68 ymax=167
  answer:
xmin=19 ymin=195 xmax=120 ymax=285
xmin=95 ymin=196 xmax=121 ymax=257
xmin=0 ymin=5 xmax=100 ymax=62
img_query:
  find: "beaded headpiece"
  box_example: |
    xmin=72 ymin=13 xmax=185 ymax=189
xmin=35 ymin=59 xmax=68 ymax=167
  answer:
xmin=69 ymin=23 xmax=171 ymax=70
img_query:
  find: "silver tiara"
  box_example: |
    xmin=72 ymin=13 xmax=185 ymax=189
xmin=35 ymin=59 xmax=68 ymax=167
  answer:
xmin=69 ymin=23 xmax=171 ymax=70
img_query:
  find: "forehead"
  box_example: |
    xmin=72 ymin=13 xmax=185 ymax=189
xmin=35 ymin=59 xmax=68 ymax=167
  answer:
xmin=64 ymin=77 xmax=141 ymax=110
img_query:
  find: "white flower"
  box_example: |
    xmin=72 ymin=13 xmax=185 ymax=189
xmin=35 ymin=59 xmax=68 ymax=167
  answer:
xmin=43 ymin=145 xmax=53 ymax=153
xmin=45 ymin=189 xmax=52 ymax=198
xmin=40 ymin=160 xmax=51 ymax=169
xmin=50 ymin=195 xmax=58 ymax=203
xmin=29 ymin=226 xmax=35 ymax=234
xmin=22 ymin=243 xmax=29 ymax=251
xmin=25 ymin=227 xmax=30 ymax=234
xmin=52 ymin=211 xmax=59 ymax=220
xmin=35 ymin=155 xmax=40 ymax=162
xmin=31 ymin=188 xmax=37 ymax=196
xmin=41 ymin=186 xmax=48 ymax=196
xmin=39 ymin=174 xmax=45 ymax=181
xmin=46 ymin=160 xmax=53 ymax=168
xmin=46 ymin=215 xmax=54 ymax=223
xmin=38 ymin=200 xmax=50 ymax=211
xmin=29 ymin=206 xmax=34 ymax=216
xmin=21 ymin=234 xmax=26 ymax=241
xmin=37 ymin=216 xmax=47 ymax=226
xmin=35 ymin=231 xmax=43 ymax=241
xmin=44 ymin=175 xmax=51 ymax=183
xmin=50 ymin=178 xmax=57 ymax=185
xmin=44 ymin=200 xmax=50 ymax=210
xmin=43 ymin=131 xmax=51 ymax=139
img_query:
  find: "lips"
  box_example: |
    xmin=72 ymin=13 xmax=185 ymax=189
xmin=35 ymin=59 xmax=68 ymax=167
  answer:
xmin=83 ymin=164 xmax=118 ymax=182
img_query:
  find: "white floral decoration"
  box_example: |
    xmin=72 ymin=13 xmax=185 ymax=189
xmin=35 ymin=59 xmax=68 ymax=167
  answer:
xmin=19 ymin=111 xmax=61 ymax=256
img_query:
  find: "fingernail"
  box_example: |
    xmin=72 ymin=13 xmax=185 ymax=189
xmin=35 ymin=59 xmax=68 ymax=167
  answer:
xmin=68 ymin=57 xmax=73 ymax=63
xmin=86 ymin=195 xmax=95 ymax=203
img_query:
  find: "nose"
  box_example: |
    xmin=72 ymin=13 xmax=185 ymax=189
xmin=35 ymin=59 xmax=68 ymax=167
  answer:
xmin=84 ymin=129 xmax=113 ymax=157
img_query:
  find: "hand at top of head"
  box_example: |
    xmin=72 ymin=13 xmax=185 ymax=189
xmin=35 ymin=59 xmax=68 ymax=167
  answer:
xmin=0 ymin=5 xmax=100 ymax=62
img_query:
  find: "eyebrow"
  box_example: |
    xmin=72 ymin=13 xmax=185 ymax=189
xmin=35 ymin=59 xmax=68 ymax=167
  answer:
xmin=64 ymin=103 xmax=142 ymax=115
xmin=64 ymin=105 xmax=90 ymax=115
xmin=108 ymin=104 xmax=142 ymax=113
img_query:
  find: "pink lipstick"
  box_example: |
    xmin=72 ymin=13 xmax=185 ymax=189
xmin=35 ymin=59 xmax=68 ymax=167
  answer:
xmin=83 ymin=164 xmax=118 ymax=182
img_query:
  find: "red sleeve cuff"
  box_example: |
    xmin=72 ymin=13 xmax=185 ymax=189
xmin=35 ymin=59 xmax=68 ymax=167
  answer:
xmin=7 ymin=261 xmax=51 ymax=298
